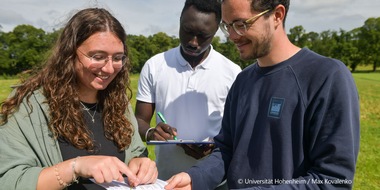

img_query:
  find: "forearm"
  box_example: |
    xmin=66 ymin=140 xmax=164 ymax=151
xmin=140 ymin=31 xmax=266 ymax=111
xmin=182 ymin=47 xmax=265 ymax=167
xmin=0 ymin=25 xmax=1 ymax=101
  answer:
xmin=187 ymin=149 xmax=225 ymax=189
xmin=134 ymin=101 xmax=155 ymax=142
xmin=37 ymin=158 xmax=78 ymax=190
xmin=136 ymin=118 xmax=152 ymax=141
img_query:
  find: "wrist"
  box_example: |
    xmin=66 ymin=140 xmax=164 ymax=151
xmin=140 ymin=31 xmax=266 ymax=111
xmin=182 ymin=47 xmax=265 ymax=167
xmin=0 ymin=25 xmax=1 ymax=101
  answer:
xmin=71 ymin=156 xmax=80 ymax=184
xmin=54 ymin=157 xmax=81 ymax=188
xmin=144 ymin=127 xmax=155 ymax=141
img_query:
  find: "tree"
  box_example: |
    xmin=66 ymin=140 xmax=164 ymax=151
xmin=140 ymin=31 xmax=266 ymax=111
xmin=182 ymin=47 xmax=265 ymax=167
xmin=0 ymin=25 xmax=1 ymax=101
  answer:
xmin=126 ymin=33 xmax=178 ymax=73
xmin=2 ymin=17 xmax=380 ymax=76
xmin=288 ymin=25 xmax=308 ymax=47
xmin=127 ymin=35 xmax=152 ymax=73
xmin=357 ymin=17 xmax=380 ymax=71
xmin=0 ymin=25 xmax=54 ymax=75
xmin=0 ymin=31 xmax=15 ymax=75
xmin=333 ymin=29 xmax=361 ymax=72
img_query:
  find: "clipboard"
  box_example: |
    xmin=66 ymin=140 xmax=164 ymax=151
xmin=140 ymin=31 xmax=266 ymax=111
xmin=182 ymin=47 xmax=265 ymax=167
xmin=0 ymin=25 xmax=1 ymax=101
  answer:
xmin=147 ymin=139 xmax=215 ymax=145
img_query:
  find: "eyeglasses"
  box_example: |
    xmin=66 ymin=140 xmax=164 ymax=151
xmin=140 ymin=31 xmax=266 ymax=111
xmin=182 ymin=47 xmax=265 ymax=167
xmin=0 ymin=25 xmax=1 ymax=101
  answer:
xmin=219 ymin=9 xmax=270 ymax=37
xmin=77 ymin=49 xmax=127 ymax=69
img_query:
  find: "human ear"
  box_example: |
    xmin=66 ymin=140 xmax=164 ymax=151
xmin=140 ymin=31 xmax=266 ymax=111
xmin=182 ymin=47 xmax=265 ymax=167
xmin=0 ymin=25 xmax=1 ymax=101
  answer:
xmin=273 ymin=5 xmax=286 ymax=28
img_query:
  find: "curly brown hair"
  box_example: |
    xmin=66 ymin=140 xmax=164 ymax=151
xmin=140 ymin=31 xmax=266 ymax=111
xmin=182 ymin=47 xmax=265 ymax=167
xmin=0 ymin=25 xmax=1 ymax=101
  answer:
xmin=0 ymin=8 xmax=133 ymax=152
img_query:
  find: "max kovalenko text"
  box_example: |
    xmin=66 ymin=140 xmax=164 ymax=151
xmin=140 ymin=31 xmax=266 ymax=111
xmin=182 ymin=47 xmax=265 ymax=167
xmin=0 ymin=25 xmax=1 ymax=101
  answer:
xmin=237 ymin=178 xmax=353 ymax=185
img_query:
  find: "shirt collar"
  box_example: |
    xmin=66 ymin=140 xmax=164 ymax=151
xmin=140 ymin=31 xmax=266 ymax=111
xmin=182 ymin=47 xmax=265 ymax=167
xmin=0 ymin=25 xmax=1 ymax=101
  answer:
xmin=176 ymin=45 xmax=214 ymax=70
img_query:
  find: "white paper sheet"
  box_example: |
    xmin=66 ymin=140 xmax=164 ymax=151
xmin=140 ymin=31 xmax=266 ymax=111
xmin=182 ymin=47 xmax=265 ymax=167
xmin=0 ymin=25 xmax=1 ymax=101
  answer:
xmin=90 ymin=177 xmax=167 ymax=190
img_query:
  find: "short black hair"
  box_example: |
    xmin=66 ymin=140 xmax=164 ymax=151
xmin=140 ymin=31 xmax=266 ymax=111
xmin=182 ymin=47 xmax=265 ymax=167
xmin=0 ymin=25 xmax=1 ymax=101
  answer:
xmin=181 ymin=0 xmax=222 ymax=23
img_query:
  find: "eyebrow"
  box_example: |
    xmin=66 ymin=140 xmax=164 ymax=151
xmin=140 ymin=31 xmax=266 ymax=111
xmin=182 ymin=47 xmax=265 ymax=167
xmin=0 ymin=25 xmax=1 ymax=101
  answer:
xmin=87 ymin=50 xmax=124 ymax=55
xmin=222 ymin=17 xmax=248 ymax=24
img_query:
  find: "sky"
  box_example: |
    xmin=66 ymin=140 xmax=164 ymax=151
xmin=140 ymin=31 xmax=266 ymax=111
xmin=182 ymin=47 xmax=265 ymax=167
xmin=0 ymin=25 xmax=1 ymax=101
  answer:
xmin=0 ymin=0 xmax=379 ymax=40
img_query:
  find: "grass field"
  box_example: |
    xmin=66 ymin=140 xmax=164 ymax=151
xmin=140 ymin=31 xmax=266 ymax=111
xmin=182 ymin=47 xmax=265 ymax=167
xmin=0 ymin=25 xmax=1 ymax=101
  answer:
xmin=351 ymin=72 xmax=380 ymax=189
xmin=1 ymin=72 xmax=379 ymax=189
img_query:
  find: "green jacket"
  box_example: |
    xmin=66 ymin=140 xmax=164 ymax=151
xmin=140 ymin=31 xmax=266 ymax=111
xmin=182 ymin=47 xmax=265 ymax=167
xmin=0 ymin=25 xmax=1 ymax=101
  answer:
xmin=0 ymin=89 xmax=146 ymax=190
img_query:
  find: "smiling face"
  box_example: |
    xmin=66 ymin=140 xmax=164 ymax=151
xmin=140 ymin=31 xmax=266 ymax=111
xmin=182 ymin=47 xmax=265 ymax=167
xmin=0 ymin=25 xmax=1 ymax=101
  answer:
xmin=75 ymin=31 xmax=124 ymax=101
xmin=222 ymin=0 xmax=273 ymax=61
xmin=179 ymin=5 xmax=218 ymax=59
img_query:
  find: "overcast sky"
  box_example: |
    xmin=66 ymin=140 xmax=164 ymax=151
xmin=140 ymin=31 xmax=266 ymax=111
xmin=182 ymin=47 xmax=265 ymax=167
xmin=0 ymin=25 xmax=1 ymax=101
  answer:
xmin=0 ymin=0 xmax=379 ymax=39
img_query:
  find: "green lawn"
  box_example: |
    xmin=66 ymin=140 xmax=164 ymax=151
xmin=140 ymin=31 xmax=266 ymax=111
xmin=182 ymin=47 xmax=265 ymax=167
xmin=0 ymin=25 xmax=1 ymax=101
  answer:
xmin=351 ymin=72 xmax=380 ymax=189
xmin=1 ymin=72 xmax=379 ymax=189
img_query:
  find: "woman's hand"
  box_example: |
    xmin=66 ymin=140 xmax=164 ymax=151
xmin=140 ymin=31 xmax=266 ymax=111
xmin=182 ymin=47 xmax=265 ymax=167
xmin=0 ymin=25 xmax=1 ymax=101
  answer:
xmin=128 ymin=157 xmax=158 ymax=185
xmin=74 ymin=156 xmax=140 ymax=186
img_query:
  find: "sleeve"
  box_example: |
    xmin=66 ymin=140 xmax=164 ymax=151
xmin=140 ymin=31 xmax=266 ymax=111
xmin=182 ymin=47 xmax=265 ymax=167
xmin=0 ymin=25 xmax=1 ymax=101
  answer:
xmin=124 ymin=103 xmax=148 ymax=162
xmin=136 ymin=59 xmax=155 ymax=103
xmin=294 ymin=65 xmax=360 ymax=189
xmin=186 ymin=149 xmax=225 ymax=190
xmin=0 ymin=103 xmax=45 ymax=190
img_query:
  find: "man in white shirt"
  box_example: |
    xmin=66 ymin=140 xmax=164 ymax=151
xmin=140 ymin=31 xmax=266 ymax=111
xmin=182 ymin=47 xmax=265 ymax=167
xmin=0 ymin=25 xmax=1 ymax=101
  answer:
xmin=135 ymin=0 xmax=241 ymax=187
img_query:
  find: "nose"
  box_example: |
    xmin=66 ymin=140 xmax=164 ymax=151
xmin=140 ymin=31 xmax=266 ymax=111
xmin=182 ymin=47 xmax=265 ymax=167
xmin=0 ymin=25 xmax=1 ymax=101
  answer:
xmin=188 ymin=36 xmax=199 ymax=47
xmin=101 ymin=58 xmax=115 ymax=73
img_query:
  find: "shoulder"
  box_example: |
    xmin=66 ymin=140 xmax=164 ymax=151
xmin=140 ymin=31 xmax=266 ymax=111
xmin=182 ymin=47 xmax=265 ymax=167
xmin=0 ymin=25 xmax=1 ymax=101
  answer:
xmin=146 ymin=46 xmax=179 ymax=63
xmin=289 ymin=49 xmax=355 ymax=98
xmin=291 ymin=48 xmax=349 ymax=79
xmin=142 ymin=46 xmax=180 ymax=71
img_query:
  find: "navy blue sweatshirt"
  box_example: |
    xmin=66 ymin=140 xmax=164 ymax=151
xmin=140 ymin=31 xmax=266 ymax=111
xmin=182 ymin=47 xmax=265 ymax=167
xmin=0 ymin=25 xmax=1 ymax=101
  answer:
xmin=187 ymin=48 xmax=360 ymax=190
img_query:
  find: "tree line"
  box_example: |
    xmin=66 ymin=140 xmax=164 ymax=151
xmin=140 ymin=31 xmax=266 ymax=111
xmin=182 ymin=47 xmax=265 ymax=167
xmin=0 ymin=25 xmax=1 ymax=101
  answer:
xmin=0 ymin=17 xmax=379 ymax=76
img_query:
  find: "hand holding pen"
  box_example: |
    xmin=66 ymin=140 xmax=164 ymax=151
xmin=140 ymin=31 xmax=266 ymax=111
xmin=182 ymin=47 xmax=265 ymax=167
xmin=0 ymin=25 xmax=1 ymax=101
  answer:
xmin=146 ymin=112 xmax=178 ymax=141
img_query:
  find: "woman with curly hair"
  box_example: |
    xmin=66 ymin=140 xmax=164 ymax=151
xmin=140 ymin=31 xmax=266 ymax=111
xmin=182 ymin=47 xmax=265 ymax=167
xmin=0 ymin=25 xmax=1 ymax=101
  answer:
xmin=0 ymin=8 xmax=157 ymax=190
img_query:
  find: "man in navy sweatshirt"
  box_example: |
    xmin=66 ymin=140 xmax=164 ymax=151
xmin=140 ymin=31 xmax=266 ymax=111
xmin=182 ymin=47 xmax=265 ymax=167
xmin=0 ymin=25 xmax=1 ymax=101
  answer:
xmin=164 ymin=0 xmax=360 ymax=189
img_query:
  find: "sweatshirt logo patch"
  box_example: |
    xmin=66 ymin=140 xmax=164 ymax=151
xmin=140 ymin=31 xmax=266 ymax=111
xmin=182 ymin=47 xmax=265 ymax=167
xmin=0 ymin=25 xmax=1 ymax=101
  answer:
xmin=268 ymin=97 xmax=284 ymax=118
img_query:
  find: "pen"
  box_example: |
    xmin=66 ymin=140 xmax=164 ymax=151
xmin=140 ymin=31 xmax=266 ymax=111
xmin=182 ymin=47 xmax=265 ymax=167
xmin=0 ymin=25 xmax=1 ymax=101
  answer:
xmin=157 ymin=112 xmax=177 ymax=140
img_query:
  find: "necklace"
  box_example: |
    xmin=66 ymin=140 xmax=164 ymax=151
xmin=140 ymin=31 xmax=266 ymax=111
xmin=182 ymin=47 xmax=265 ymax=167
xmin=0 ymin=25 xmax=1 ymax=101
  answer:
xmin=80 ymin=101 xmax=98 ymax=123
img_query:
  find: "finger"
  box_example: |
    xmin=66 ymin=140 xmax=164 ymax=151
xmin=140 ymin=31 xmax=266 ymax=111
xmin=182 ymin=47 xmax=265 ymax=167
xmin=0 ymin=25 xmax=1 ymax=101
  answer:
xmin=118 ymin=161 xmax=139 ymax=186
xmin=135 ymin=158 xmax=156 ymax=184
xmin=140 ymin=160 xmax=157 ymax=184
xmin=170 ymin=128 xmax=178 ymax=139
xmin=150 ymin=169 xmax=158 ymax=184
xmin=183 ymin=144 xmax=202 ymax=153
xmin=99 ymin=158 xmax=125 ymax=183
xmin=166 ymin=175 xmax=174 ymax=184
xmin=92 ymin=171 xmax=106 ymax=184
xmin=101 ymin=166 xmax=116 ymax=183
xmin=150 ymin=125 xmax=167 ymax=141
xmin=115 ymin=173 xmax=125 ymax=183
xmin=128 ymin=158 xmax=140 ymax=175
xmin=180 ymin=144 xmax=203 ymax=159
xmin=155 ymin=124 xmax=174 ymax=140
xmin=150 ymin=132 xmax=164 ymax=141
xmin=134 ymin=159 xmax=149 ymax=182
xmin=205 ymin=144 xmax=215 ymax=152
xmin=165 ymin=175 xmax=182 ymax=189
xmin=164 ymin=173 xmax=191 ymax=189
xmin=111 ymin=168 xmax=127 ymax=183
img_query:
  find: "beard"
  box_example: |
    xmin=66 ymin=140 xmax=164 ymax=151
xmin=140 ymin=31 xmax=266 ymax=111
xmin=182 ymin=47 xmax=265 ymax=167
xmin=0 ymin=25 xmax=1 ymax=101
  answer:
xmin=239 ymin=24 xmax=272 ymax=61
xmin=241 ymin=35 xmax=271 ymax=61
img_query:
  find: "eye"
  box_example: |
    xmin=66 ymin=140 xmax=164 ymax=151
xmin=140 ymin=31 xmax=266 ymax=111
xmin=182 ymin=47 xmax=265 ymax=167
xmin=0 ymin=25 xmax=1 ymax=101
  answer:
xmin=195 ymin=33 xmax=206 ymax=39
xmin=222 ymin=23 xmax=231 ymax=30
xmin=113 ymin=55 xmax=125 ymax=62
xmin=233 ymin=21 xmax=246 ymax=29
xmin=92 ymin=54 xmax=107 ymax=61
